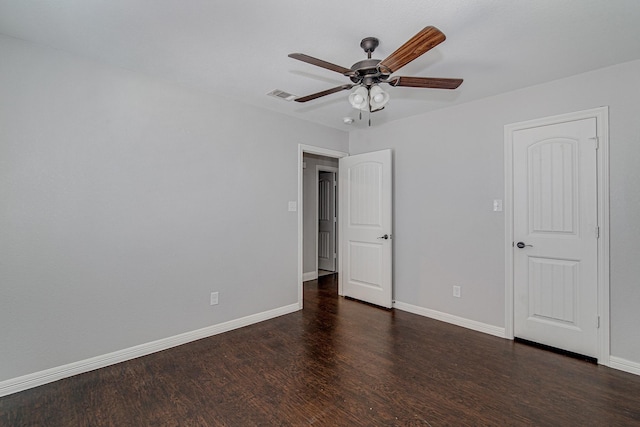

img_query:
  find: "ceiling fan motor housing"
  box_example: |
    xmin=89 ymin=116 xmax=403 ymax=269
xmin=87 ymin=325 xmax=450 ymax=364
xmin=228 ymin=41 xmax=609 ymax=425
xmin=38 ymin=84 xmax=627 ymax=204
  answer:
xmin=349 ymin=58 xmax=390 ymax=86
xmin=349 ymin=37 xmax=391 ymax=86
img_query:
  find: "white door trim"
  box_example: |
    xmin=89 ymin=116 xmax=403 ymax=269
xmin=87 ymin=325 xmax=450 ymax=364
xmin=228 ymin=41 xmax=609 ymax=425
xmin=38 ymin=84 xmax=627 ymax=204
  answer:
xmin=504 ymin=106 xmax=610 ymax=365
xmin=298 ymin=144 xmax=348 ymax=309
xmin=315 ymin=165 xmax=338 ymax=274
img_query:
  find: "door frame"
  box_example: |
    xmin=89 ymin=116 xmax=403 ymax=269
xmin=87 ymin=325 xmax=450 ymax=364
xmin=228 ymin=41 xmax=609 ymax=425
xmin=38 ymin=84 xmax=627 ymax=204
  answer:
xmin=316 ymin=166 xmax=338 ymax=274
xmin=298 ymin=144 xmax=348 ymax=309
xmin=504 ymin=106 xmax=610 ymax=365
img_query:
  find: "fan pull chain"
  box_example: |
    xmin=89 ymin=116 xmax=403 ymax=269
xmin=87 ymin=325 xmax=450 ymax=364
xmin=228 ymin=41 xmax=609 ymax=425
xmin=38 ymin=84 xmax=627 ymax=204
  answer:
xmin=368 ymin=87 xmax=372 ymax=127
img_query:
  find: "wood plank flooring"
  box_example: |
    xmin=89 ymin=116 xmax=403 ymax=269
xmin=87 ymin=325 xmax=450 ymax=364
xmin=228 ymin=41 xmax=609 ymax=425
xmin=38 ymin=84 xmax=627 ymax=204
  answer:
xmin=2 ymin=274 xmax=640 ymax=426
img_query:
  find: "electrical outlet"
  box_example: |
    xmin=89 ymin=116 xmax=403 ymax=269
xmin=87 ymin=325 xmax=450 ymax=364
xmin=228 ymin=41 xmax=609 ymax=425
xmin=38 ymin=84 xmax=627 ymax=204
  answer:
xmin=210 ymin=292 xmax=219 ymax=306
xmin=453 ymin=286 xmax=461 ymax=298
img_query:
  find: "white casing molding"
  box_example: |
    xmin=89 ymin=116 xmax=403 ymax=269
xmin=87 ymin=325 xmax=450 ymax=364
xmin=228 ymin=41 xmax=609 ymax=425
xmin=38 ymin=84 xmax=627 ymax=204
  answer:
xmin=394 ymin=301 xmax=507 ymax=338
xmin=0 ymin=303 xmax=299 ymax=398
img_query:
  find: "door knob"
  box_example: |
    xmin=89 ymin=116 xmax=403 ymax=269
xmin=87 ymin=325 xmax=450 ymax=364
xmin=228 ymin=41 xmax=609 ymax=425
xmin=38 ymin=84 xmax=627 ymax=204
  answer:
xmin=377 ymin=234 xmax=389 ymax=240
xmin=516 ymin=241 xmax=533 ymax=248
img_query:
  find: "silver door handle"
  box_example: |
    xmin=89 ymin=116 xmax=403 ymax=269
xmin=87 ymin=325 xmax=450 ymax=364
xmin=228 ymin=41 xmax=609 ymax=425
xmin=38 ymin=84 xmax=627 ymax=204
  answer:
xmin=377 ymin=234 xmax=389 ymax=240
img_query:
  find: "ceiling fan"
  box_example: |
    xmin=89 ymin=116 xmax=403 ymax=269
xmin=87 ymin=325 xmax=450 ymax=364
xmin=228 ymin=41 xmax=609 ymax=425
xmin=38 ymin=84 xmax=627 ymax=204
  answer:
xmin=288 ymin=26 xmax=463 ymax=115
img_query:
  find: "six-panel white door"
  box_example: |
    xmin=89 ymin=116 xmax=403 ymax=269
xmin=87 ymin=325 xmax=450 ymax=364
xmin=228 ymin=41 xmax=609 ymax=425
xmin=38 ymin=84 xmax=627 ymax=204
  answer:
xmin=513 ymin=118 xmax=599 ymax=358
xmin=339 ymin=149 xmax=392 ymax=308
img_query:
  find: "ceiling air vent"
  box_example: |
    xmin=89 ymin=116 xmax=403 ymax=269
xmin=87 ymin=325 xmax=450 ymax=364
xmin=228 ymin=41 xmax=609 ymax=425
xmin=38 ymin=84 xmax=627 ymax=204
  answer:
xmin=267 ymin=89 xmax=296 ymax=102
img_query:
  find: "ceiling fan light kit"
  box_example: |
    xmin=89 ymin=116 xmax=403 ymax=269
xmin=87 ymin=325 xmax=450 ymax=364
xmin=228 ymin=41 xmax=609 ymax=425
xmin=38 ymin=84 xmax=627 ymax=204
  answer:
xmin=348 ymin=84 xmax=389 ymax=112
xmin=287 ymin=25 xmax=463 ymax=123
xmin=369 ymin=84 xmax=390 ymax=111
xmin=348 ymin=86 xmax=369 ymax=110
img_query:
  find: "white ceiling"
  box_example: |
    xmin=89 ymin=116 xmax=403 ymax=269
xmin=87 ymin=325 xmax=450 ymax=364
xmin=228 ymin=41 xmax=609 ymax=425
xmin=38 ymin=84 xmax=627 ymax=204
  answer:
xmin=1 ymin=0 xmax=639 ymax=130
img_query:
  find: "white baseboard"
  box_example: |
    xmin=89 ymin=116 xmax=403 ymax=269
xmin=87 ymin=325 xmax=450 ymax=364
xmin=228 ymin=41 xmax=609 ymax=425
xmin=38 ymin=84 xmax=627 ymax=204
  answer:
xmin=394 ymin=302 xmax=640 ymax=376
xmin=394 ymin=301 xmax=506 ymax=338
xmin=609 ymin=356 xmax=640 ymax=376
xmin=0 ymin=303 xmax=300 ymax=398
xmin=302 ymin=271 xmax=318 ymax=281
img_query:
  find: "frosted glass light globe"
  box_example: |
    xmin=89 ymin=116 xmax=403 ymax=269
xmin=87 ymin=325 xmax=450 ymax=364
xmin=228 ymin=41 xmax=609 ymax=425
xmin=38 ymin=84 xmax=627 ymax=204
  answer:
xmin=373 ymin=93 xmax=384 ymax=103
xmin=353 ymin=94 xmax=364 ymax=104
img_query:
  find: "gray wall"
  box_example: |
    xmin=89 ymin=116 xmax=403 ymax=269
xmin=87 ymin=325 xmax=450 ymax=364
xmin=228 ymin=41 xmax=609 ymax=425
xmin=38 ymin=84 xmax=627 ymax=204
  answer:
xmin=0 ymin=35 xmax=348 ymax=382
xmin=349 ymin=59 xmax=640 ymax=364
xmin=302 ymin=154 xmax=339 ymax=276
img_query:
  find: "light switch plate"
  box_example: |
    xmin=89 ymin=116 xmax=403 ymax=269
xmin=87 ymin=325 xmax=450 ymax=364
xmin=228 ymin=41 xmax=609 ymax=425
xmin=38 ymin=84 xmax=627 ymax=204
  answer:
xmin=493 ymin=199 xmax=503 ymax=212
xmin=288 ymin=201 xmax=297 ymax=212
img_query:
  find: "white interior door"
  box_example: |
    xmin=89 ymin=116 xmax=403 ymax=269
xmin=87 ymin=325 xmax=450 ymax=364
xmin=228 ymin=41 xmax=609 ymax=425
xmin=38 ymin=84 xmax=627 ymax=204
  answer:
xmin=339 ymin=149 xmax=392 ymax=308
xmin=513 ymin=118 xmax=599 ymax=358
xmin=318 ymin=171 xmax=336 ymax=272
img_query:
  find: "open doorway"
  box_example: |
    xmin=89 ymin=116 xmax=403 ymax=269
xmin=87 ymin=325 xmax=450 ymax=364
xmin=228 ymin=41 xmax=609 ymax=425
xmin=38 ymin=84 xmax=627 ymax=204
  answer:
xmin=297 ymin=144 xmax=393 ymax=310
xmin=302 ymin=153 xmax=339 ymax=281
xmin=297 ymin=145 xmax=348 ymax=309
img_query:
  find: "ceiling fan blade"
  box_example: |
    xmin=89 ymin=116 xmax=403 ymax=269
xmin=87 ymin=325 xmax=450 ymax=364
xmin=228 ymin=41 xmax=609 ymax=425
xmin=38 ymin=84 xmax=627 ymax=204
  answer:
xmin=294 ymin=84 xmax=355 ymax=103
xmin=288 ymin=53 xmax=354 ymax=76
xmin=378 ymin=26 xmax=446 ymax=74
xmin=388 ymin=76 xmax=463 ymax=89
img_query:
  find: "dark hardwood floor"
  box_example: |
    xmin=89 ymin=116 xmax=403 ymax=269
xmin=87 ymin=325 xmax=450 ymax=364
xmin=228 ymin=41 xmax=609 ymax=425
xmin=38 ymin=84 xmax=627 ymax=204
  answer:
xmin=2 ymin=274 xmax=640 ymax=426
